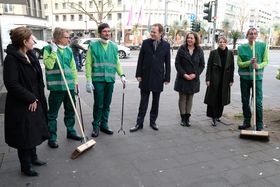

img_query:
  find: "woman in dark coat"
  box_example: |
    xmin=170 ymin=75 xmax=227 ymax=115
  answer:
xmin=204 ymin=36 xmax=234 ymax=126
xmin=3 ymin=27 xmax=49 ymax=176
xmin=174 ymin=32 xmax=205 ymax=127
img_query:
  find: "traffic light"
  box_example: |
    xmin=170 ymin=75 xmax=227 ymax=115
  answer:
xmin=195 ymin=22 xmax=200 ymax=32
xmin=164 ymin=26 xmax=170 ymax=33
xmin=203 ymin=2 xmax=212 ymax=22
xmin=191 ymin=21 xmax=195 ymax=32
xmin=191 ymin=21 xmax=200 ymax=32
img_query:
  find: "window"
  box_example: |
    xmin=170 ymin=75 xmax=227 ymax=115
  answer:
xmin=46 ymin=15 xmax=49 ymax=21
xmin=55 ymin=15 xmax=59 ymax=21
xmin=78 ymin=1 xmax=82 ymax=6
xmin=107 ymin=14 xmax=112 ymax=20
xmin=71 ymin=15 xmax=74 ymax=21
xmin=4 ymin=4 xmax=13 ymax=13
xmin=79 ymin=14 xmax=83 ymax=21
xmin=98 ymin=0 xmax=102 ymax=6
xmin=44 ymin=4 xmax=48 ymax=9
xmin=89 ymin=14 xmax=94 ymax=20
xmin=89 ymin=1 xmax=93 ymax=8
xmin=63 ymin=15 xmax=66 ymax=21
xmin=117 ymin=13 xmax=122 ymax=20
xmin=118 ymin=0 xmax=122 ymax=6
xmin=55 ymin=3 xmax=58 ymax=9
xmin=63 ymin=3 xmax=66 ymax=9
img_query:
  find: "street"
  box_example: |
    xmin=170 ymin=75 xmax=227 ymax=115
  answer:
xmin=0 ymin=49 xmax=280 ymax=187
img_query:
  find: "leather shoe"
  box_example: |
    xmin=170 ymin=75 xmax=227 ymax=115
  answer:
xmin=130 ymin=124 xmax=143 ymax=132
xmin=32 ymin=159 xmax=47 ymax=166
xmin=21 ymin=168 xmax=39 ymax=177
xmin=150 ymin=123 xmax=159 ymax=131
xmin=212 ymin=118 xmax=217 ymax=127
xmin=67 ymin=133 xmax=82 ymax=141
xmin=100 ymin=128 xmax=114 ymax=135
xmin=256 ymin=127 xmax=263 ymax=131
xmin=238 ymin=123 xmax=251 ymax=130
xmin=91 ymin=127 xmax=99 ymax=137
xmin=48 ymin=141 xmax=59 ymax=148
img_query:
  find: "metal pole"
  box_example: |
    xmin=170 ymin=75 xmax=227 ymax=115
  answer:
xmin=195 ymin=0 xmax=198 ymax=22
xmin=212 ymin=0 xmax=218 ymax=49
xmin=164 ymin=0 xmax=168 ymax=27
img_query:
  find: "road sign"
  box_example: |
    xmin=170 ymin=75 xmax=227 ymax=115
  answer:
xmin=190 ymin=14 xmax=196 ymax=21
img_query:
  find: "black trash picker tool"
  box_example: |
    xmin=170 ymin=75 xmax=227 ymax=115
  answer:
xmin=118 ymin=84 xmax=126 ymax=135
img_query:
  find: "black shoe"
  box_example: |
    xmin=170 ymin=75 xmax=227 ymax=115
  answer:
xmin=67 ymin=133 xmax=83 ymax=141
xmin=216 ymin=118 xmax=221 ymax=122
xmin=185 ymin=114 xmax=191 ymax=127
xmin=32 ymin=159 xmax=47 ymax=166
xmin=256 ymin=127 xmax=263 ymax=131
xmin=238 ymin=123 xmax=251 ymax=130
xmin=212 ymin=118 xmax=217 ymax=127
xmin=180 ymin=114 xmax=187 ymax=127
xmin=130 ymin=124 xmax=143 ymax=132
xmin=150 ymin=123 xmax=159 ymax=131
xmin=100 ymin=128 xmax=114 ymax=135
xmin=91 ymin=127 xmax=99 ymax=137
xmin=21 ymin=168 xmax=39 ymax=177
xmin=48 ymin=141 xmax=59 ymax=148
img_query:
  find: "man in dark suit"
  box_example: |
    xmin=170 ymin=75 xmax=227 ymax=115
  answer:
xmin=130 ymin=23 xmax=171 ymax=132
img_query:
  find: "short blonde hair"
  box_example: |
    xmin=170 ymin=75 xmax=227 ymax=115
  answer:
xmin=218 ymin=36 xmax=227 ymax=43
xmin=53 ymin=27 xmax=69 ymax=43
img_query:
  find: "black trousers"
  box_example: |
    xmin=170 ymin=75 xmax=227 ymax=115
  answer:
xmin=17 ymin=147 xmax=37 ymax=170
xmin=136 ymin=90 xmax=161 ymax=125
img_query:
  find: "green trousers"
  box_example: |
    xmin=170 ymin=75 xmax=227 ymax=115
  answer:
xmin=48 ymin=90 xmax=77 ymax=142
xmin=240 ymin=78 xmax=263 ymax=129
xmin=92 ymin=82 xmax=114 ymax=129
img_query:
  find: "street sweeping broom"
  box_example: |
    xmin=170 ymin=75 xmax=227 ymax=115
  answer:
xmin=55 ymin=54 xmax=96 ymax=159
xmin=240 ymin=41 xmax=269 ymax=141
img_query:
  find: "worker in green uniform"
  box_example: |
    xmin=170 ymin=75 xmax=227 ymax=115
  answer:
xmin=43 ymin=27 xmax=82 ymax=148
xmin=85 ymin=23 xmax=126 ymax=137
xmin=237 ymin=27 xmax=268 ymax=131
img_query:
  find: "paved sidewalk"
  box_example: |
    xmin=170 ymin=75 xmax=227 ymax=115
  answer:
xmin=1 ymin=62 xmax=280 ymax=187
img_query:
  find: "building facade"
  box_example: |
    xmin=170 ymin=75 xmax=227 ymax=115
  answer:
xmin=0 ymin=0 xmax=47 ymax=113
xmin=44 ymin=0 xmax=208 ymax=45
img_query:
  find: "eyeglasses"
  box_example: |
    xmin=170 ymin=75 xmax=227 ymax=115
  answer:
xmin=249 ymin=32 xmax=257 ymax=35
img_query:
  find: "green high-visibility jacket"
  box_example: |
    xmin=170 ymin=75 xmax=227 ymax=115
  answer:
xmin=237 ymin=41 xmax=268 ymax=80
xmin=86 ymin=40 xmax=123 ymax=82
xmin=43 ymin=45 xmax=77 ymax=91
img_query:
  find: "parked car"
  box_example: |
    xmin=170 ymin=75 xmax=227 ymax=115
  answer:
xmin=78 ymin=38 xmax=131 ymax=59
xmin=32 ymin=37 xmax=49 ymax=59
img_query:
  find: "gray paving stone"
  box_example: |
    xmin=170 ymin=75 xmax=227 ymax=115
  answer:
xmin=1 ymin=62 xmax=280 ymax=186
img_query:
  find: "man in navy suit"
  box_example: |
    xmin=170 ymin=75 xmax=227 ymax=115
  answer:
xmin=130 ymin=23 xmax=171 ymax=132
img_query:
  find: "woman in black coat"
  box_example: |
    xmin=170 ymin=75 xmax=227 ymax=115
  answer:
xmin=204 ymin=36 xmax=234 ymax=126
xmin=3 ymin=27 xmax=49 ymax=176
xmin=174 ymin=32 xmax=205 ymax=127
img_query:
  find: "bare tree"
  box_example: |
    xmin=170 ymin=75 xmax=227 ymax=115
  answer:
xmin=238 ymin=0 xmax=249 ymax=34
xmin=66 ymin=0 xmax=114 ymax=26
